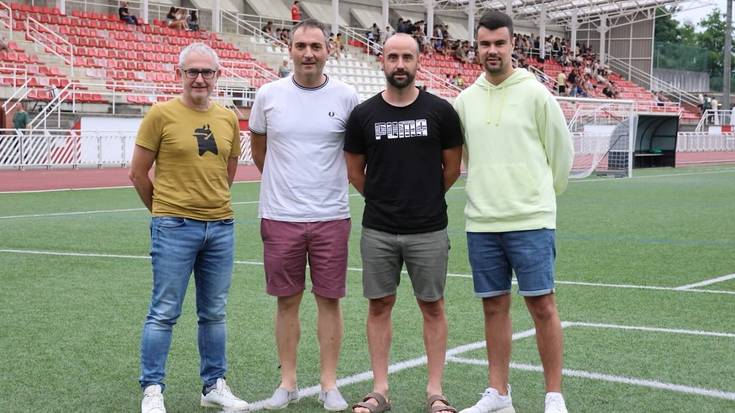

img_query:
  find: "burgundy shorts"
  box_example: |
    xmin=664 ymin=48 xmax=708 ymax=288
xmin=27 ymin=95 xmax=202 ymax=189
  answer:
xmin=260 ymin=218 xmax=351 ymax=299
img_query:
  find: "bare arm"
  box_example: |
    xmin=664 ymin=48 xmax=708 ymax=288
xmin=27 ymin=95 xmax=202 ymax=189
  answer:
xmin=250 ymin=132 xmax=267 ymax=174
xmin=344 ymin=152 xmax=366 ymax=195
xmin=128 ymin=145 xmax=156 ymax=212
xmin=227 ymin=156 xmax=238 ymax=187
xmin=442 ymin=146 xmax=462 ymax=192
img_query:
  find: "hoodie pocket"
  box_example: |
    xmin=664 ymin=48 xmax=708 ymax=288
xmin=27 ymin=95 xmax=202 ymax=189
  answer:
xmin=466 ymin=163 xmax=541 ymax=219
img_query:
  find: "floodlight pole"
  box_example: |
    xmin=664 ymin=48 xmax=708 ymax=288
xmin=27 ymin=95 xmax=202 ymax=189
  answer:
xmin=539 ymin=4 xmax=546 ymax=60
xmin=724 ymin=0 xmax=732 ymax=110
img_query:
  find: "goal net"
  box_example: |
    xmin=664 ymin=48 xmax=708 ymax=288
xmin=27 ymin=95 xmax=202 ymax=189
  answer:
xmin=557 ymin=97 xmax=637 ymax=179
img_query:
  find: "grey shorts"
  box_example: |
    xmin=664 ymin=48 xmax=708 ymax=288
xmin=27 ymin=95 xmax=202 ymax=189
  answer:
xmin=360 ymin=227 xmax=450 ymax=302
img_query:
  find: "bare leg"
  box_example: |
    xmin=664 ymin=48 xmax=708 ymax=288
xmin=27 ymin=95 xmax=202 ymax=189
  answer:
xmin=524 ymin=293 xmax=563 ymax=392
xmin=353 ymin=295 xmax=395 ymax=413
xmin=483 ymin=294 xmax=512 ymax=395
xmin=275 ymin=292 xmax=303 ymax=390
xmin=315 ymin=294 xmax=343 ymax=390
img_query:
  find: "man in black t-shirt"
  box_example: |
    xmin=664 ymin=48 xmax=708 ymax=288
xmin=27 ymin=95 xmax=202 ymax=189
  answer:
xmin=344 ymin=33 xmax=463 ymax=413
xmin=118 ymin=2 xmax=139 ymax=25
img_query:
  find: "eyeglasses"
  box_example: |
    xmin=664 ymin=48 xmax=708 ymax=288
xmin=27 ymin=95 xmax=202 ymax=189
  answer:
xmin=181 ymin=68 xmax=217 ymax=79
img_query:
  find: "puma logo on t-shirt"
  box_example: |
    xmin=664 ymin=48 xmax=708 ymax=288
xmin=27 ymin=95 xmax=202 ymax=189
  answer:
xmin=194 ymin=124 xmax=218 ymax=156
xmin=373 ymin=119 xmax=429 ymax=140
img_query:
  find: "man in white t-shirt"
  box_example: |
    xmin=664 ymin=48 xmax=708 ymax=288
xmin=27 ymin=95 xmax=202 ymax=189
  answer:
xmin=249 ymin=19 xmax=359 ymax=412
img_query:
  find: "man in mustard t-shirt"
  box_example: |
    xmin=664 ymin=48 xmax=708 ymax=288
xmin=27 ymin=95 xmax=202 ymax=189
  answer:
xmin=129 ymin=43 xmax=249 ymax=413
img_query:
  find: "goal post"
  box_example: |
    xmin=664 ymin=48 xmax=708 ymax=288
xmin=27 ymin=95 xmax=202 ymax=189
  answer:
xmin=557 ymin=97 xmax=637 ymax=179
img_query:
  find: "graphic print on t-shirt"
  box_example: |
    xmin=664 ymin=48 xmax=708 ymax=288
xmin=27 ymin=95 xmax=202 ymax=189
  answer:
xmin=194 ymin=124 xmax=219 ymax=156
xmin=373 ymin=119 xmax=428 ymax=140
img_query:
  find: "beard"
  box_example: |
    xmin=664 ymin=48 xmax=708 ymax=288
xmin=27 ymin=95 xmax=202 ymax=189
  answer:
xmin=385 ymin=70 xmax=415 ymax=89
xmin=483 ymin=57 xmax=505 ymax=74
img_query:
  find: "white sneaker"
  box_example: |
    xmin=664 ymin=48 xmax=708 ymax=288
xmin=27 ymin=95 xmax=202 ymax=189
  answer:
xmin=459 ymin=385 xmax=515 ymax=413
xmin=141 ymin=385 xmax=166 ymax=413
xmin=544 ymin=392 xmax=568 ymax=413
xmin=200 ymin=378 xmax=250 ymax=411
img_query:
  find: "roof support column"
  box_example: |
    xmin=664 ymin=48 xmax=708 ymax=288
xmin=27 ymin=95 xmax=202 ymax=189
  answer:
xmin=570 ymin=8 xmax=578 ymax=57
xmin=332 ymin=0 xmax=339 ymax=36
xmin=426 ymin=0 xmax=434 ymax=45
xmin=539 ymin=3 xmax=546 ymax=60
xmin=598 ymin=14 xmax=608 ymax=65
xmin=382 ymin=0 xmax=389 ymax=29
xmin=468 ymin=0 xmax=475 ymax=43
xmin=56 ymin=0 xmax=65 ymax=15
xmin=212 ymin=0 xmax=221 ymax=33
xmin=142 ymin=0 xmax=149 ymax=24
xmin=506 ymin=0 xmax=512 ymax=17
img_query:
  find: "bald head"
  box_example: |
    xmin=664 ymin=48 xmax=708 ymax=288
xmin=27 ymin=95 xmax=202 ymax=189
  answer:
xmin=383 ymin=33 xmax=420 ymax=57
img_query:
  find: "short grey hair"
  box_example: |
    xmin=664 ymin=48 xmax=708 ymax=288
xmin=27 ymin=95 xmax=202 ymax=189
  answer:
xmin=290 ymin=19 xmax=330 ymax=47
xmin=178 ymin=42 xmax=220 ymax=69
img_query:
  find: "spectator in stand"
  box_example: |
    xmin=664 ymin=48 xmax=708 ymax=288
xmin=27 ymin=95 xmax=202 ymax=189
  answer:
xmin=119 ymin=2 xmax=139 ymax=26
xmin=655 ymin=91 xmax=666 ymax=107
xmin=455 ymin=73 xmax=465 ymax=89
xmin=433 ymin=24 xmax=444 ymax=52
xmin=165 ymin=7 xmax=177 ymax=25
xmin=291 ymin=1 xmax=301 ymax=23
xmin=166 ymin=8 xmax=188 ymax=30
xmin=381 ymin=26 xmax=392 ymax=45
xmin=329 ymin=33 xmax=341 ymax=60
xmin=262 ymin=21 xmax=273 ymax=35
xmin=187 ymin=10 xmax=199 ymax=32
xmin=278 ymin=58 xmax=290 ymax=78
xmin=12 ymin=102 xmax=29 ymax=132
xmin=0 ymin=35 xmax=9 ymax=52
xmin=280 ymin=28 xmax=290 ymax=44
xmin=557 ymin=70 xmax=567 ymax=95
xmin=453 ymin=40 xmax=468 ymax=63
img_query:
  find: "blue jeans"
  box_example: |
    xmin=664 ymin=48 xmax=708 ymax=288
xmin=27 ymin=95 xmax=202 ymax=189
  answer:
xmin=467 ymin=229 xmax=556 ymax=297
xmin=140 ymin=217 xmax=235 ymax=390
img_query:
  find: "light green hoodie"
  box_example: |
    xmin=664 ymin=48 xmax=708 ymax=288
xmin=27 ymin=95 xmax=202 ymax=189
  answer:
xmin=453 ymin=68 xmax=574 ymax=232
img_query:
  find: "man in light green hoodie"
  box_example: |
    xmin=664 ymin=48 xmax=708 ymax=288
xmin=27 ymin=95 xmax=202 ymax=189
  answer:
xmin=454 ymin=11 xmax=573 ymax=413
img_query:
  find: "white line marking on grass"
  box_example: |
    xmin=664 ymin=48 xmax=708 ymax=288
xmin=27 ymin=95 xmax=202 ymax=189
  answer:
xmin=3 ymin=248 xmax=735 ymax=296
xmin=447 ymin=358 xmax=735 ymax=401
xmin=0 ymin=200 xmax=261 ymax=219
xmin=571 ymin=168 xmax=735 ymax=183
xmin=0 ymin=179 xmax=261 ymax=194
xmin=674 ymin=273 xmax=735 ymax=290
xmin=566 ymin=321 xmax=735 ymax=338
xmin=246 ymin=327 xmax=538 ymax=411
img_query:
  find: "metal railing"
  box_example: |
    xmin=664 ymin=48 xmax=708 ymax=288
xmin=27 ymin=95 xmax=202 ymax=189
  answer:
xmin=695 ymin=109 xmax=734 ymax=132
xmin=0 ymin=128 xmax=253 ymax=169
xmin=1 ymin=66 xmax=30 ymax=113
xmin=338 ymin=25 xmax=463 ymax=97
xmin=26 ymin=16 xmax=74 ymax=76
xmin=219 ymin=10 xmax=288 ymax=50
xmin=677 ymin=132 xmax=735 ymax=152
xmin=0 ymin=0 xmax=12 ymax=40
xmin=607 ymin=56 xmax=698 ymax=108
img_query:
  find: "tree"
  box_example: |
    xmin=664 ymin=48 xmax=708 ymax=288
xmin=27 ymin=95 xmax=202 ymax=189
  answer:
xmin=697 ymin=9 xmax=734 ymax=91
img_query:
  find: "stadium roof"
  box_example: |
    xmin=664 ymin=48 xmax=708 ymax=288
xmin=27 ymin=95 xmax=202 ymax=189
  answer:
xmin=388 ymin=0 xmax=713 ymax=28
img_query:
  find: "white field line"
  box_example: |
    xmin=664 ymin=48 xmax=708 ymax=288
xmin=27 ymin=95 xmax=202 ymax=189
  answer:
xmin=446 ymin=358 xmax=735 ymax=401
xmin=447 ymin=321 xmax=735 ymax=401
xmin=674 ymin=273 xmax=735 ymax=290
xmin=572 ymin=168 xmax=735 ymax=183
xmin=3 ymin=168 xmax=733 ymax=218
xmin=246 ymin=327 xmax=537 ymax=411
xmin=1 ymin=248 xmax=735 ymax=296
xmin=0 ymin=179 xmax=262 ymax=195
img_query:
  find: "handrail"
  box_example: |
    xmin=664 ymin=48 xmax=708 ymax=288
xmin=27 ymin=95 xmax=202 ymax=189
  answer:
xmin=221 ymin=59 xmax=278 ymax=82
xmin=695 ymin=109 xmax=734 ymax=132
xmin=220 ymin=10 xmax=289 ymax=50
xmin=28 ymin=81 xmax=73 ymax=131
xmin=338 ymin=24 xmax=463 ymax=97
xmin=230 ymin=12 xmax=296 ymax=33
xmin=1 ymin=66 xmax=30 ymax=112
xmin=0 ymin=0 xmax=12 ymax=40
xmin=26 ymin=16 xmax=75 ymax=76
xmin=607 ymin=55 xmax=698 ymax=108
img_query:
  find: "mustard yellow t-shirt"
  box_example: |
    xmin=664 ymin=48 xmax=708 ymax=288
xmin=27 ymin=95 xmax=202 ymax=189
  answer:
xmin=136 ymin=98 xmax=241 ymax=220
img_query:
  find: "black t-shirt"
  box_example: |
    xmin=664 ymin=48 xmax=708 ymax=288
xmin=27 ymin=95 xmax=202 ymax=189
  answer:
xmin=118 ymin=7 xmax=128 ymax=19
xmin=344 ymin=89 xmax=463 ymax=234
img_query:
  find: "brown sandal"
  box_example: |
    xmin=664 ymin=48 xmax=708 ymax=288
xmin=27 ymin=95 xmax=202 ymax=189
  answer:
xmin=352 ymin=392 xmax=391 ymax=413
xmin=427 ymin=394 xmax=457 ymax=413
